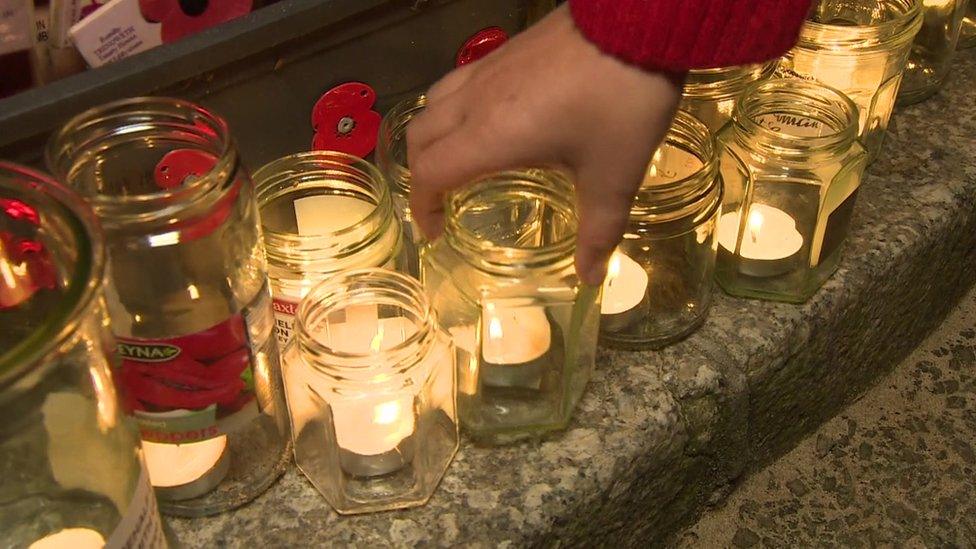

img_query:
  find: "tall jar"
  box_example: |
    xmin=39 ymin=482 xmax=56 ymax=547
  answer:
xmin=898 ymin=0 xmax=970 ymax=105
xmin=377 ymin=94 xmax=426 ymax=277
xmin=777 ymin=0 xmax=923 ymax=160
xmin=421 ymin=170 xmax=601 ymax=445
xmin=680 ymin=63 xmax=776 ymax=133
xmin=715 ymin=79 xmax=869 ymax=303
xmin=0 ymin=163 xmax=168 ymax=547
xmin=254 ymin=151 xmax=404 ymax=349
xmin=959 ymin=0 xmax=976 ymax=47
xmin=281 ymin=269 xmax=457 ymax=514
xmin=46 ymin=97 xmax=290 ymax=517
xmin=600 ymin=111 xmax=721 ymax=350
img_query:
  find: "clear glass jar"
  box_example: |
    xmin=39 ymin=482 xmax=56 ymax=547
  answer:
xmin=1 ymin=162 xmax=168 ymax=547
xmin=777 ymin=0 xmax=923 ymax=160
xmin=600 ymin=111 xmax=721 ymax=349
xmin=377 ymin=94 xmax=426 ymax=278
xmin=282 ymin=268 xmax=457 ymax=514
xmin=898 ymin=0 xmax=970 ymax=104
xmin=421 ymin=170 xmax=600 ymax=445
xmin=46 ymin=97 xmax=290 ymax=517
xmin=681 ymin=63 xmax=776 ymax=133
xmin=254 ymin=151 xmax=404 ymax=349
xmin=715 ymin=79 xmax=869 ymax=303
xmin=959 ymin=0 xmax=976 ymax=47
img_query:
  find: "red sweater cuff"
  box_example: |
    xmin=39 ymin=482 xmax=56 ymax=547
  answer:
xmin=569 ymin=0 xmax=813 ymax=72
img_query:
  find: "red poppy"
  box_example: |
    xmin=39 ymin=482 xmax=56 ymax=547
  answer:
xmin=311 ymin=82 xmax=381 ymax=158
xmin=139 ymin=0 xmax=253 ymax=44
xmin=456 ymin=27 xmax=509 ymax=67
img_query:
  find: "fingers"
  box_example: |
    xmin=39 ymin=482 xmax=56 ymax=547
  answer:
xmin=573 ymin=165 xmax=642 ymax=286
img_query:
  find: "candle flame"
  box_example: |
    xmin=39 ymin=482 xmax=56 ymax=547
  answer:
xmin=373 ymin=401 xmax=402 ymax=425
xmin=370 ymin=324 xmax=385 ymax=353
xmin=747 ymin=209 xmax=764 ymax=244
xmin=606 ymin=252 xmax=622 ymax=288
xmin=488 ymin=316 xmax=503 ymax=341
xmin=652 ymin=148 xmax=663 ymax=164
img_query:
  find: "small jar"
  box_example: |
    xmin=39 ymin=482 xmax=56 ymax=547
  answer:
xmin=600 ymin=111 xmax=721 ymax=350
xmin=376 ymin=94 xmax=426 ymax=277
xmin=959 ymin=0 xmax=976 ymax=48
xmin=0 ymin=163 xmax=168 ymax=547
xmin=421 ymin=170 xmax=600 ymax=444
xmin=46 ymin=97 xmax=290 ymax=517
xmin=282 ymin=268 xmax=457 ymax=514
xmin=898 ymin=0 xmax=970 ymax=104
xmin=715 ymin=79 xmax=869 ymax=303
xmin=681 ymin=63 xmax=776 ymax=133
xmin=777 ymin=0 xmax=923 ymax=160
xmin=254 ymin=151 xmax=404 ymax=349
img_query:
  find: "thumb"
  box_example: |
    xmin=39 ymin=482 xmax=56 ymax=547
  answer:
xmin=573 ymin=167 xmax=639 ymax=286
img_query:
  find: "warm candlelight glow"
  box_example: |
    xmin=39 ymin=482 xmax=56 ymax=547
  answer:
xmin=481 ymin=302 xmax=551 ymax=365
xmin=29 ymin=528 xmax=105 ymax=549
xmin=748 ymin=209 xmax=764 ymax=243
xmin=294 ymin=194 xmax=375 ymax=236
xmin=718 ymin=204 xmax=804 ymax=277
xmin=369 ymin=323 xmax=385 ymax=353
xmin=601 ymin=251 xmax=649 ymax=316
xmin=143 ymin=436 xmax=228 ymax=488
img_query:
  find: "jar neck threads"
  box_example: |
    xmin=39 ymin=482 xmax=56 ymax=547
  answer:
xmin=798 ymin=0 xmax=923 ymax=52
xmin=444 ymin=170 xmax=577 ymax=275
xmin=377 ymin=94 xmax=427 ymax=199
xmin=684 ymin=63 xmax=776 ymax=100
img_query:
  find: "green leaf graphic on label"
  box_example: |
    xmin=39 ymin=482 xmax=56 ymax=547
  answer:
xmin=118 ymin=342 xmax=181 ymax=363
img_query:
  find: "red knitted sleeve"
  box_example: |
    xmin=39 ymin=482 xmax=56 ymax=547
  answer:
xmin=569 ymin=0 xmax=813 ymax=71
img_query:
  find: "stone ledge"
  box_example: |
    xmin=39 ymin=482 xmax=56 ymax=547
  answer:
xmin=170 ymin=50 xmax=976 ymax=546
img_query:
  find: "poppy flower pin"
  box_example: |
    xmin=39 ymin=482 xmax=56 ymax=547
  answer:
xmin=456 ymin=27 xmax=509 ymax=67
xmin=311 ymin=82 xmax=381 ymax=158
xmin=139 ymin=0 xmax=253 ymax=43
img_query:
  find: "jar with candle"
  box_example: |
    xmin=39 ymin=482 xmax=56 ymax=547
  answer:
xmin=600 ymin=111 xmax=721 ymax=349
xmin=46 ymin=97 xmax=290 ymax=517
xmin=0 ymin=162 xmax=168 ymax=547
xmin=254 ymin=151 xmax=404 ymax=349
xmin=959 ymin=0 xmax=976 ymax=47
xmin=715 ymin=79 xmax=868 ymax=303
xmin=376 ymin=94 xmax=426 ymax=277
xmin=421 ymin=170 xmax=600 ymax=444
xmin=776 ymin=0 xmax=922 ymax=160
xmin=681 ymin=63 xmax=776 ymax=133
xmin=898 ymin=0 xmax=970 ymax=105
xmin=281 ymin=268 xmax=457 ymax=514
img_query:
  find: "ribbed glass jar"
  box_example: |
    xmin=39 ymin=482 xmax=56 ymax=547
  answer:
xmin=376 ymin=94 xmax=426 ymax=278
xmin=681 ymin=63 xmax=776 ymax=133
xmin=959 ymin=0 xmax=976 ymax=47
xmin=715 ymin=80 xmax=869 ymax=303
xmin=898 ymin=0 xmax=970 ymax=104
xmin=421 ymin=170 xmax=600 ymax=445
xmin=777 ymin=0 xmax=923 ymax=160
xmin=46 ymin=97 xmax=289 ymax=517
xmin=0 ymin=162 xmax=168 ymax=547
xmin=254 ymin=151 xmax=404 ymax=349
xmin=282 ymin=269 xmax=457 ymax=514
xmin=600 ymin=111 xmax=722 ymax=350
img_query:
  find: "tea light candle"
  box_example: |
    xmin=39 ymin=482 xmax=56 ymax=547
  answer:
xmin=29 ymin=528 xmax=105 ymax=549
xmin=600 ymin=251 xmax=650 ymax=332
xmin=143 ymin=436 xmax=230 ymax=500
xmin=294 ymin=194 xmax=375 ymax=235
xmin=643 ymin=145 xmax=704 ymax=185
xmin=718 ymin=204 xmax=804 ymax=277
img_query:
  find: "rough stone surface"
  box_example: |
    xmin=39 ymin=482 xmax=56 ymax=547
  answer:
xmin=685 ymin=281 xmax=976 ymax=546
xmin=169 ymin=51 xmax=976 ymax=546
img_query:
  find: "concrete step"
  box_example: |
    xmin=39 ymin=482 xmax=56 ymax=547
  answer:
xmin=169 ymin=50 xmax=976 ymax=547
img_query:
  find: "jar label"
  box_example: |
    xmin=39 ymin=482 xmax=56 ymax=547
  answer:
xmin=118 ymin=312 xmax=260 ymax=444
xmin=756 ymin=113 xmax=826 ymax=138
xmin=0 ymin=0 xmax=34 ymax=55
xmin=105 ymin=465 xmax=167 ymax=549
xmin=272 ymin=297 xmax=299 ymax=349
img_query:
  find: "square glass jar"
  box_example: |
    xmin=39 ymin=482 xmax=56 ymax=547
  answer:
xmin=715 ymin=79 xmax=869 ymax=303
xmin=681 ymin=63 xmax=776 ymax=133
xmin=421 ymin=170 xmax=600 ymax=444
xmin=960 ymin=0 xmax=976 ymax=47
xmin=898 ymin=0 xmax=970 ymax=105
xmin=281 ymin=269 xmax=457 ymax=514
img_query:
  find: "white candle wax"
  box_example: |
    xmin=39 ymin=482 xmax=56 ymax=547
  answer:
xmin=293 ymin=194 xmax=375 ymax=236
xmin=643 ymin=145 xmax=704 ymax=186
xmin=601 ymin=251 xmax=649 ymax=316
xmin=718 ymin=204 xmax=804 ymax=277
xmin=143 ymin=436 xmax=228 ymax=489
xmin=29 ymin=528 xmax=105 ymax=549
xmin=481 ymin=302 xmax=551 ymax=365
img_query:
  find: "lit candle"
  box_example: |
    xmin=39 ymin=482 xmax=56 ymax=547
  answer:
xmin=29 ymin=528 xmax=105 ymax=549
xmin=718 ymin=204 xmax=804 ymax=277
xmin=142 ymin=436 xmax=230 ymax=499
xmin=293 ymin=194 xmax=375 ymax=235
xmin=643 ymin=145 xmax=704 ymax=186
xmin=600 ymin=250 xmax=650 ymax=332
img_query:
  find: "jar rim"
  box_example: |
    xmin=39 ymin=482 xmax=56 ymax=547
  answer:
xmin=377 ymin=94 xmax=427 ymax=199
xmin=797 ymin=0 xmax=923 ymax=51
xmin=0 ymin=162 xmax=106 ymax=389
xmin=683 ymin=63 xmax=776 ymax=98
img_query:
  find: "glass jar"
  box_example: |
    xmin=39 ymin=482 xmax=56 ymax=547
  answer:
xmin=421 ymin=170 xmax=600 ymax=445
xmin=376 ymin=94 xmax=426 ymax=278
xmin=1 ymin=162 xmax=168 ymax=547
xmin=898 ymin=0 xmax=970 ymax=104
xmin=777 ymin=0 xmax=923 ymax=160
xmin=282 ymin=268 xmax=457 ymax=514
xmin=680 ymin=63 xmax=776 ymax=133
xmin=46 ymin=97 xmax=290 ymax=517
xmin=959 ymin=0 xmax=976 ymax=47
xmin=254 ymin=151 xmax=404 ymax=349
xmin=600 ymin=111 xmax=721 ymax=350
xmin=715 ymin=79 xmax=869 ymax=303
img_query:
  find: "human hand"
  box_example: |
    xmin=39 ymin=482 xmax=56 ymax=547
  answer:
xmin=406 ymin=4 xmax=683 ymax=285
